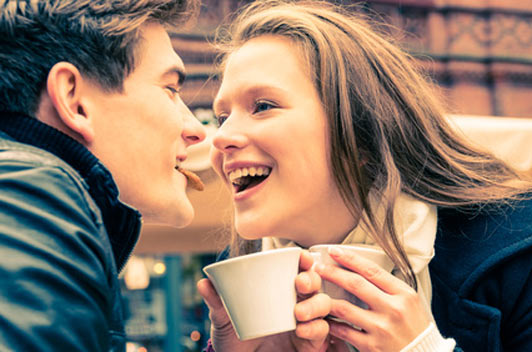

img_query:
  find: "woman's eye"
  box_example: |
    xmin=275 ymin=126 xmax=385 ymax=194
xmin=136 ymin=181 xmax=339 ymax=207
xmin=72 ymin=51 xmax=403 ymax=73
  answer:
xmin=215 ymin=114 xmax=228 ymax=127
xmin=254 ymin=100 xmax=276 ymax=113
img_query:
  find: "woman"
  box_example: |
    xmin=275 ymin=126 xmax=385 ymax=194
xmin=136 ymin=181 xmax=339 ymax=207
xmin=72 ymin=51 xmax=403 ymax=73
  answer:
xmin=197 ymin=1 xmax=532 ymax=351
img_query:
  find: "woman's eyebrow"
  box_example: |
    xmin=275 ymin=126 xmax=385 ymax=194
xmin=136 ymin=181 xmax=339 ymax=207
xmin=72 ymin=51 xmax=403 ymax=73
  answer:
xmin=213 ymin=84 xmax=289 ymax=112
xmin=244 ymin=84 xmax=288 ymax=97
xmin=212 ymin=96 xmax=225 ymax=114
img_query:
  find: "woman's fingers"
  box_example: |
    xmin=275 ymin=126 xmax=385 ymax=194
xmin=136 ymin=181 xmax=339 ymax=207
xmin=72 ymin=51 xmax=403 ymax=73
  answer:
xmin=294 ymin=293 xmax=331 ymax=350
xmin=328 ymin=320 xmax=369 ymax=351
xmin=196 ymin=278 xmax=222 ymax=310
xmin=295 ymin=318 xmax=330 ymax=341
xmin=315 ymin=262 xmax=389 ymax=311
xmin=295 ymin=292 xmax=331 ymax=322
xmin=295 ymin=269 xmax=322 ymax=296
xmin=328 ymin=299 xmax=374 ymax=332
xmin=196 ymin=278 xmax=232 ymax=329
xmin=311 ymin=248 xmax=433 ymax=351
xmin=299 ymin=249 xmax=315 ymax=271
xmin=296 ymin=249 xmax=322 ymax=300
xmin=328 ymin=247 xmax=411 ymax=294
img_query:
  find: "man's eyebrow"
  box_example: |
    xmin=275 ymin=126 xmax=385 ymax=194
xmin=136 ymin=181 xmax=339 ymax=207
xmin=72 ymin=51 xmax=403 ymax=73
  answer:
xmin=163 ymin=66 xmax=187 ymax=85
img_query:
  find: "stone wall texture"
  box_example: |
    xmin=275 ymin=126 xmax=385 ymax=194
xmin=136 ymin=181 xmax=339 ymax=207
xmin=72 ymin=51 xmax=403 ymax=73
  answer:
xmin=172 ymin=0 xmax=532 ymax=118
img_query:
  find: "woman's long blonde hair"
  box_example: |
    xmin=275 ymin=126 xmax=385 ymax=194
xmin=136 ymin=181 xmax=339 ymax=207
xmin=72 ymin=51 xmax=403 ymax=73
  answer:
xmin=215 ymin=0 xmax=532 ymax=289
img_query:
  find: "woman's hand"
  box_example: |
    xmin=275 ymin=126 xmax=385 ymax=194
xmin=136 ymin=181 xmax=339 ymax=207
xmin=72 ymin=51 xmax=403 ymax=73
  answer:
xmin=197 ymin=250 xmax=332 ymax=352
xmin=315 ymin=247 xmax=431 ymax=352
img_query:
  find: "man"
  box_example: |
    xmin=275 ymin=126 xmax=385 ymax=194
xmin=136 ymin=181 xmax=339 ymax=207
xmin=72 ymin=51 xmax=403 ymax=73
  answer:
xmin=0 ymin=0 xmax=205 ymax=350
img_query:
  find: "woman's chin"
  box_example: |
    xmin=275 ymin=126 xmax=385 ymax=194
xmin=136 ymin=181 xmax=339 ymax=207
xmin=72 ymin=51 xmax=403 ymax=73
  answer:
xmin=236 ymin=231 xmax=265 ymax=241
xmin=235 ymin=222 xmax=270 ymax=240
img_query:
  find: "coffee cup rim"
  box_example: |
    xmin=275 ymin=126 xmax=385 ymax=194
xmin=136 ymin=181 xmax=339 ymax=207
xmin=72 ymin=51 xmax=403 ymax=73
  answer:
xmin=203 ymin=247 xmax=302 ymax=273
xmin=309 ymin=244 xmax=386 ymax=254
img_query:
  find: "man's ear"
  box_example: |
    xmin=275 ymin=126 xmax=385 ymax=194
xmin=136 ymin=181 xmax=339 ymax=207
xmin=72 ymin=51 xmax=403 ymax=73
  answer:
xmin=46 ymin=62 xmax=95 ymax=144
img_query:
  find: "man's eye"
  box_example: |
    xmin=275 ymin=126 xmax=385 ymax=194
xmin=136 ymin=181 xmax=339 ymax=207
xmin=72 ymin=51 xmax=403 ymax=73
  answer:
xmin=166 ymin=86 xmax=180 ymax=95
xmin=254 ymin=100 xmax=276 ymax=113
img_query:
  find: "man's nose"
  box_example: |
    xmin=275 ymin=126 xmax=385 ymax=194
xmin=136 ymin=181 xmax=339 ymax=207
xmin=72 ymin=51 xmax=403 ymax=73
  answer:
xmin=182 ymin=110 xmax=207 ymax=146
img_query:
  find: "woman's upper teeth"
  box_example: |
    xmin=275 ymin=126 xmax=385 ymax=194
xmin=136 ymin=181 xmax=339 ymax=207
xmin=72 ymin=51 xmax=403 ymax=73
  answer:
xmin=229 ymin=166 xmax=271 ymax=183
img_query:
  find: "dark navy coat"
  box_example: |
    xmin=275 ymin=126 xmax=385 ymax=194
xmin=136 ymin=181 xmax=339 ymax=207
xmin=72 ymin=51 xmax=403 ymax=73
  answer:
xmin=431 ymin=199 xmax=532 ymax=351
xmin=0 ymin=113 xmax=142 ymax=351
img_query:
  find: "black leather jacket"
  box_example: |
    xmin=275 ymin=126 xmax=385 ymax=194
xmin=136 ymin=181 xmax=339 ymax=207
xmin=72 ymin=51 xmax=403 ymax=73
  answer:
xmin=0 ymin=113 xmax=142 ymax=351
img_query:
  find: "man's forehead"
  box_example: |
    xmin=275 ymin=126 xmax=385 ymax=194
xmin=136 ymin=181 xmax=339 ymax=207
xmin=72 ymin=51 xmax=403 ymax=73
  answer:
xmin=135 ymin=22 xmax=187 ymax=81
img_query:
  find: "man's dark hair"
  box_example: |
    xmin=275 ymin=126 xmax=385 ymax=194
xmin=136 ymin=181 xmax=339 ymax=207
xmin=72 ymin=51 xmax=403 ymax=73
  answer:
xmin=0 ymin=0 xmax=198 ymax=115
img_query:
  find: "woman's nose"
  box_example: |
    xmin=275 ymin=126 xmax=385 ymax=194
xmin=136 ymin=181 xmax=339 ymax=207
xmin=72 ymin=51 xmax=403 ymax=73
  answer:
xmin=211 ymin=116 xmax=248 ymax=153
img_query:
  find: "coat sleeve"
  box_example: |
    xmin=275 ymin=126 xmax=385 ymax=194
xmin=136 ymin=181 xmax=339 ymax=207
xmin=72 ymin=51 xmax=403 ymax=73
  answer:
xmin=0 ymin=162 xmax=118 ymax=351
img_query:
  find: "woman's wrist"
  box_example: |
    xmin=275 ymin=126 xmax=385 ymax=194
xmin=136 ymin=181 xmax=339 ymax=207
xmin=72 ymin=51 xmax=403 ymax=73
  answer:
xmin=400 ymin=323 xmax=456 ymax=352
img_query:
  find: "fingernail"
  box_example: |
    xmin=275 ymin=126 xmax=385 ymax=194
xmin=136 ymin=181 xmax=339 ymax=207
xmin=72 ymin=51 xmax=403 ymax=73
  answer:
xmin=329 ymin=246 xmax=343 ymax=257
xmin=314 ymin=263 xmax=325 ymax=273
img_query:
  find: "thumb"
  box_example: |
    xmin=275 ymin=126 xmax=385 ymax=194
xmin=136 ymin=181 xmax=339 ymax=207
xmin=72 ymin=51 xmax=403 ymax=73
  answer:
xmin=197 ymin=278 xmax=232 ymax=328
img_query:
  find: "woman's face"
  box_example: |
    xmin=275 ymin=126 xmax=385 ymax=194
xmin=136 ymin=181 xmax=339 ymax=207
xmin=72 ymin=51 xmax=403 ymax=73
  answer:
xmin=210 ymin=35 xmax=355 ymax=247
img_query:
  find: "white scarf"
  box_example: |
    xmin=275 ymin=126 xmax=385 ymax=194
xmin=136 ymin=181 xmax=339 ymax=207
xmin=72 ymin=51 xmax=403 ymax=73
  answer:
xmin=262 ymin=192 xmax=437 ymax=319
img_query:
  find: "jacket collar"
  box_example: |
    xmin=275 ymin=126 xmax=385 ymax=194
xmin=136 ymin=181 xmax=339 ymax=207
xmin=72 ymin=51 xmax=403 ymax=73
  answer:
xmin=0 ymin=112 xmax=141 ymax=271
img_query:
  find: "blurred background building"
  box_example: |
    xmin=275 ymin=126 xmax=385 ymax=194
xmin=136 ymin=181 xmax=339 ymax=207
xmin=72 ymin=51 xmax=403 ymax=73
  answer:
xmin=121 ymin=1 xmax=532 ymax=351
xmin=175 ymin=0 xmax=532 ymax=117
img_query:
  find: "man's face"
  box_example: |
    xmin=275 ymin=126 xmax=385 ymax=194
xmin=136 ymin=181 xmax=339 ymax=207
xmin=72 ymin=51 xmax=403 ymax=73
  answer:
xmin=85 ymin=22 xmax=206 ymax=227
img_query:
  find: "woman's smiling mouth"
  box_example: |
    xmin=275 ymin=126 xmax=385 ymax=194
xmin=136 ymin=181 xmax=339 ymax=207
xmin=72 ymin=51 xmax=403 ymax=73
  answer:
xmin=228 ymin=166 xmax=271 ymax=193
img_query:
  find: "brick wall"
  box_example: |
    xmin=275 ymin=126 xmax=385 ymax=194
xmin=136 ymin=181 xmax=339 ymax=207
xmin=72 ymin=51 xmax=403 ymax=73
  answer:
xmin=172 ymin=0 xmax=532 ymax=117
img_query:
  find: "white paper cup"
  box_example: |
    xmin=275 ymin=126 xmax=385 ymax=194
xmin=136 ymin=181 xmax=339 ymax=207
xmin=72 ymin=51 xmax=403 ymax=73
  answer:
xmin=309 ymin=244 xmax=394 ymax=309
xmin=203 ymin=247 xmax=302 ymax=340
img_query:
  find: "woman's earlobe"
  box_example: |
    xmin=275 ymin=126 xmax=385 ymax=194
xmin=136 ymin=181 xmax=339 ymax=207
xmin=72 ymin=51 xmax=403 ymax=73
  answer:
xmin=46 ymin=62 xmax=95 ymax=144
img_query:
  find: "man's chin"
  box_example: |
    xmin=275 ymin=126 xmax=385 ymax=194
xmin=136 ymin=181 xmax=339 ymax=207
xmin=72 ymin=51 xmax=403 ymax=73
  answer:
xmin=174 ymin=210 xmax=195 ymax=228
xmin=142 ymin=203 xmax=195 ymax=228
